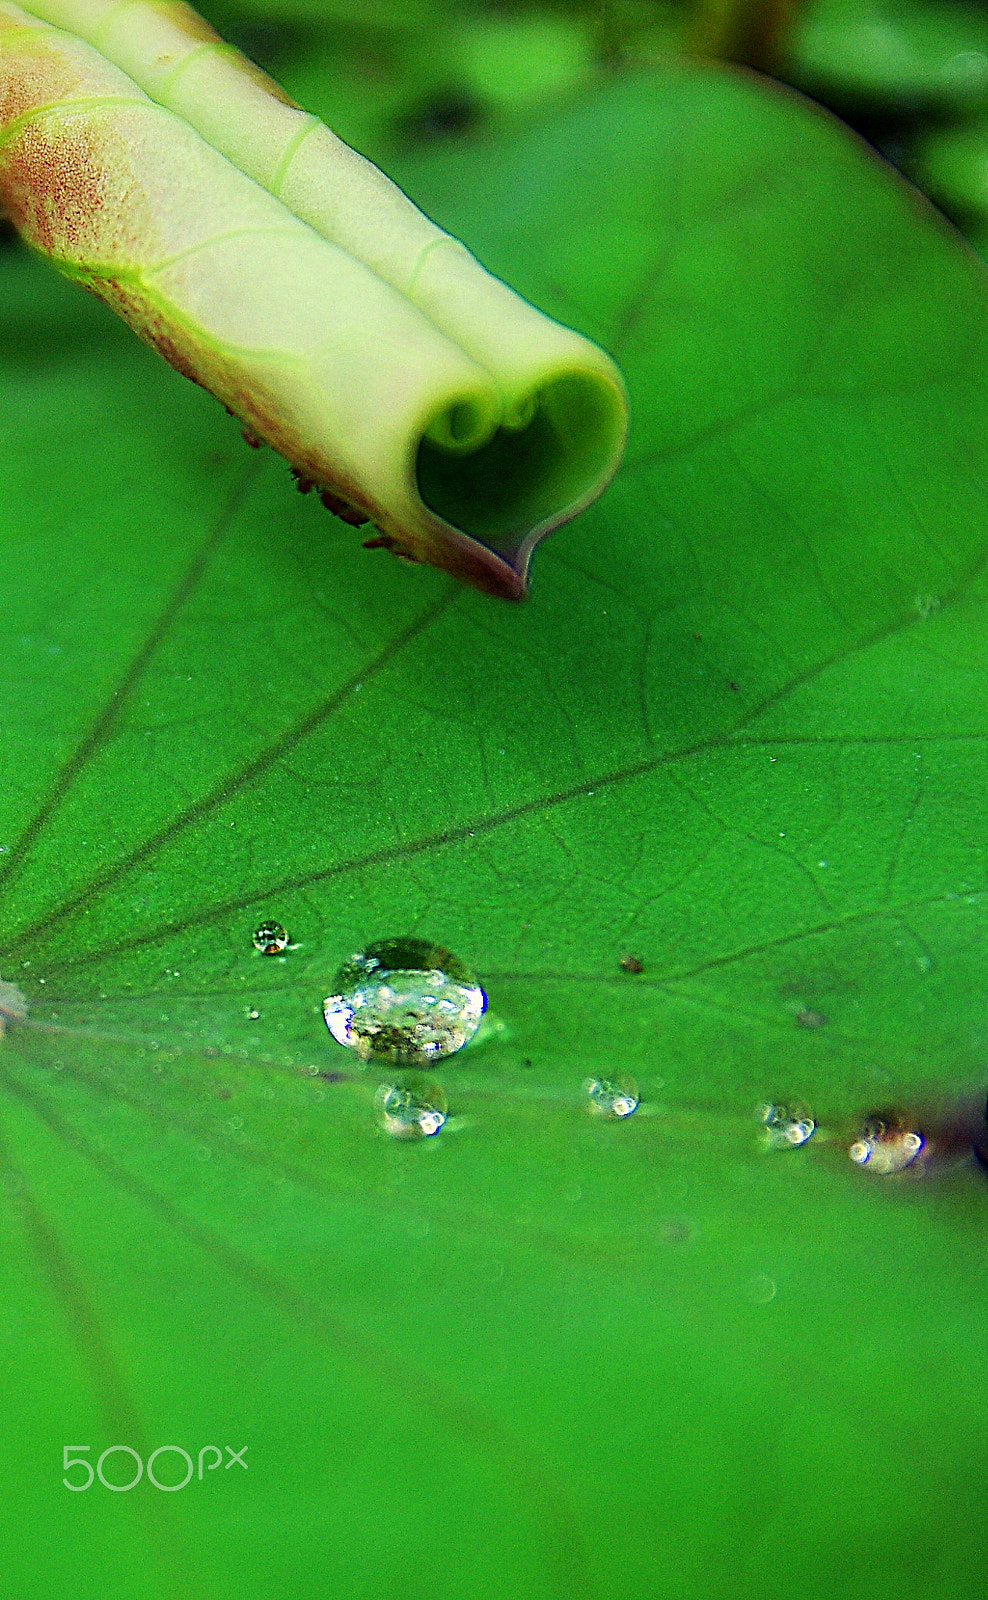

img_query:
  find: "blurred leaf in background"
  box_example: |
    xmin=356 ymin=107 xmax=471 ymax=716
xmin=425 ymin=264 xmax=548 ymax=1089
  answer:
xmin=187 ymin=0 xmax=988 ymax=260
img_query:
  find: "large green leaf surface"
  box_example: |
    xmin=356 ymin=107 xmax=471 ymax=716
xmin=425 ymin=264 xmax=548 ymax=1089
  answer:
xmin=3 ymin=59 xmax=988 ymax=1600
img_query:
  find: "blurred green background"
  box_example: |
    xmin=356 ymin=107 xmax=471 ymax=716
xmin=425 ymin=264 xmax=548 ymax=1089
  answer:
xmin=193 ymin=0 xmax=988 ymax=257
xmin=3 ymin=3 xmax=988 ymax=1598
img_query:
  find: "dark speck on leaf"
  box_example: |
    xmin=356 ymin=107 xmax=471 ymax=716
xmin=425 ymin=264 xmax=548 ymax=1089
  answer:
xmin=398 ymin=90 xmax=484 ymax=144
xmin=728 ymin=681 xmax=739 ymax=692
xmin=620 ymin=953 xmax=644 ymax=973
xmin=660 ymin=1217 xmax=696 ymax=1245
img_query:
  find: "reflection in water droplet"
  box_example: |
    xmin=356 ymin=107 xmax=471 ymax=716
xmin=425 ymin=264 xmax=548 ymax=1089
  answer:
xmin=324 ymin=938 xmax=485 ymax=1065
xmin=757 ymin=1101 xmax=816 ymax=1149
xmin=375 ymin=1076 xmax=447 ymax=1140
xmin=585 ymin=1074 xmax=639 ymax=1119
xmin=849 ymin=1113 xmax=924 ymax=1174
xmin=253 ymin=921 xmax=290 ymax=955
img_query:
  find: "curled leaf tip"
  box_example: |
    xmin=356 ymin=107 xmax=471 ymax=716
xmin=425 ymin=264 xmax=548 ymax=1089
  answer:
xmin=0 ymin=0 xmax=628 ymax=597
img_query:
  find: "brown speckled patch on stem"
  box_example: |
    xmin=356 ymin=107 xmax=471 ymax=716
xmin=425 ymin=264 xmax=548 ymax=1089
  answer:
xmin=0 ymin=118 xmax=109 ymax=254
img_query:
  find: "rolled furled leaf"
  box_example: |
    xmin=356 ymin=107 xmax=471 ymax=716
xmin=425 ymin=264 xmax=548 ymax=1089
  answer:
xmin=0 ymin=1 xmax=628 ymax=597
xmin=0 ymin=977 xmax=28 ymax=1035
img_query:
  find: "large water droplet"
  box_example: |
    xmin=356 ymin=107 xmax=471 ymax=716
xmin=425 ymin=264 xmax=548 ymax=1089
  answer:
xmin=253 ymin=921 xmax=290 ymax=955
xmin=324 ymin=938 xmax=486 ymax=1065
xmin=585 ymin=1074 xmax=639 ymax=1119
xmin=849 ymin=1113 xmax=924 ymax=1174
xmin=757 ymin=1101 xmax=816 ymax=1149
xmin=375 ymin=1076 xmax=447 ymax=1139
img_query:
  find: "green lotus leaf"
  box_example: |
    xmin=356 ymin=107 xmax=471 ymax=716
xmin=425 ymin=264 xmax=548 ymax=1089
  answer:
xmin=3 ymin=36 xmax=988 ymax=1600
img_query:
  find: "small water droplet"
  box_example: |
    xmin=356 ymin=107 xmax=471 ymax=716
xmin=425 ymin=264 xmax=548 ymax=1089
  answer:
xmin=324 ymin=938 xmax=486 ymax=1065
xmin=849 ymin=1113 xmax=924 ymax=1174
xmin=944 ymin=50 xmax=988 ymax=88
xmin=375 ymin=1076 xmax=447 ymax=1139
xmin=745 ymin=1274 xmax=777 ymax=1304
xmin=757 ymin=1101 xmax=816 ymax=1149
xmin=585 ymin=1074 xmax=639 ymax=1119
xmin=253 ymin=921 xmax=290 ymax=955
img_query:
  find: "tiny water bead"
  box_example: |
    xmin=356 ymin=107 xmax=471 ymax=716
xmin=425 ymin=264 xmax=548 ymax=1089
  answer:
xmin=375 ymin=1077 xmax=447 ymax=1140
xmin=849 ymin=1113 xmax=924 ymax=1174
xmin=757 ymin=1101 xmax=816 ymax=1149
xmin=324 ymin=938 xmax=486 ymax=1065
xmin=253 ymin=922 xmax=290 ymax=955
xmin=585 ymin=1074 xmax=639 ymax=1119
xmin=745 ymin=1274 xmax=777 ymax=1305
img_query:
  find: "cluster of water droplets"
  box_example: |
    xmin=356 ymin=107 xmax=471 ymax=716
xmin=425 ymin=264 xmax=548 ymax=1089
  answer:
xmin=242 ymin=925 xmax=953 ymax=1171
xmin=318 ymin=939 xmax=485 ymax=1140
xmin=755 ymin=1098 xmax=932 ymax=1175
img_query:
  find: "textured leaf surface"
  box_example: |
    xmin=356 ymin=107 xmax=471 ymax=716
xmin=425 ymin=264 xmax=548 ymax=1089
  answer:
xmin=3 ymin=59 xmax=988 ymax=1600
